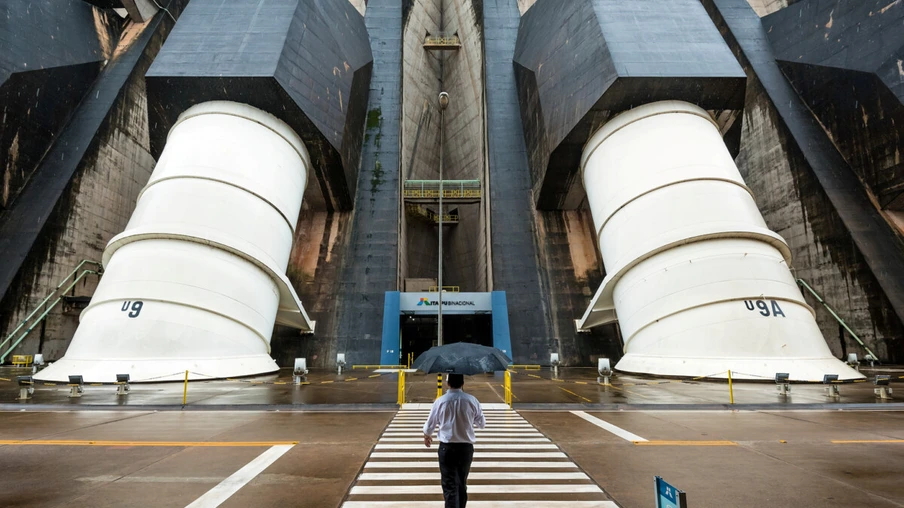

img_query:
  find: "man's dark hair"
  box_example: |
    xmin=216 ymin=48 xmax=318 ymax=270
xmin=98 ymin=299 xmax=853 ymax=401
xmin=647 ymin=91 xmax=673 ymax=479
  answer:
xmin=447 ymin=374 xmax=464 ymax=388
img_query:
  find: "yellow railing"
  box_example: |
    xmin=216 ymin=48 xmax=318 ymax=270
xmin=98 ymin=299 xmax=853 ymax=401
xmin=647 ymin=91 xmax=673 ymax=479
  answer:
xmin=504 ymin=370 xmax=513 ymax=407
xmin=397 ymin=370 xmax=407 ymax=405
xmin=403 ymin=189 xmax=481 ymax=199
xmin=428 ymin=286 xmax=460 ymax=293
xmin=508 ymin=364 xmax=541 ymax=370
xmin=424 ymin=34 xmax=461 ymax=47
xmin=11 ymin=355 xmax=33 ymax=367
xmin=403 ymin=180 xmax=481 ymax=200
xmin=404 ymin=203 xmax=460 ymax=224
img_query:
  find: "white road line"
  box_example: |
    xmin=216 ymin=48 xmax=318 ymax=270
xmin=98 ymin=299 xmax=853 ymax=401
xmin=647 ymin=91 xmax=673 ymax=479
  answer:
xmin=395 ymin=415 xmax=522 ymax=418
xmin=343 ymin=502 xmax=618 ymax=508
xmin=363 ymin=461 xmax=579 ymax=469
xmin=358 ymin=472 xmax=590 ymax=481
xmin=374 ymin=444 xmax=559 ymax=450
xmin=382 ymin=432 xmax=543 ymax=437
xmin=401 ymin=404 xmax=511 ymax=410
xmin=389 ymin=424 xmax=533 ymax=428
xmin=570 ymin=411 xmax=647 ymax=442
xmin=370 ymin=452 xmax=567 ymax=459
xmin=351 ymin=484 xmax=603 ymax=494
xmin=184 ymin=444 xmax=293 ymax=508
xmin=347 ymin=409 xmax=615 ymax=507
xmin=376 ymin=434 xmax=550 ymax=440
xmin=390 ymin=421 xmax=530 ymax=424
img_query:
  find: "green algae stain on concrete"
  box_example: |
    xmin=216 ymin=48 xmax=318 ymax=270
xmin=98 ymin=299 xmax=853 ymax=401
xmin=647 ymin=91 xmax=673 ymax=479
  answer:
xmin=366 ymin=107 xmax=385 ymax=199
xmin=365 ymin=107 xmax=383 ymax=149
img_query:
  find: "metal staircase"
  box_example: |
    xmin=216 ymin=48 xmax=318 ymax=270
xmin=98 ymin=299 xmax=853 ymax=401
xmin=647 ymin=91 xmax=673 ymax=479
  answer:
xmin=796 ymin=278 xmax=880 ymax=362
xmin=0 ymin=260 xmax=103 ymax=364
xmin=405 ymin=203 xmax=459 ymax=225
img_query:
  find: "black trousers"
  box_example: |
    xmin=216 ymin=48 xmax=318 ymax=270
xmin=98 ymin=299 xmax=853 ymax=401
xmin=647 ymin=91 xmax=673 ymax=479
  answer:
xmin=438 ymin=442 xmax=474 ymax=508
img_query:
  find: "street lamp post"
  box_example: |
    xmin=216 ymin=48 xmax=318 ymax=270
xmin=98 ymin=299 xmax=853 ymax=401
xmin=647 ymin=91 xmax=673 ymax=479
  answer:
xmin=437 ymin=92 xmax=449 ymax=347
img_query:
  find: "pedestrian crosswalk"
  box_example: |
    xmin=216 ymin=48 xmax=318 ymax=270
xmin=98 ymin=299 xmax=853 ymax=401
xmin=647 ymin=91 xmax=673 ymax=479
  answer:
xmin=341 ymin=403 xmax=618 ymax=507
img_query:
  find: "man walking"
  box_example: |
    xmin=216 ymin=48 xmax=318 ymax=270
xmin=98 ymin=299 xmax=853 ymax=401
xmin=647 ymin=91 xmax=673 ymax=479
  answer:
xmin=423 ymin=373 xmax=486 ymax=508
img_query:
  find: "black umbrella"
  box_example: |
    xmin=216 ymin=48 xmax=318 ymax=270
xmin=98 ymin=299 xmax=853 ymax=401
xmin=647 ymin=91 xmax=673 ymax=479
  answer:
xmin=412 ymin=342 xmax=512 ymax=375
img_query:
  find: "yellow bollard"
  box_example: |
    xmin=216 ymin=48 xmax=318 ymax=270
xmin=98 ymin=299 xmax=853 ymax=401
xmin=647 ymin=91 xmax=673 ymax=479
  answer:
xmin=504 ymin=370 xmax=513 ymax=408
xmin=397 ymin=370 xmax=406 ymax=406
xmin=728 ymin=369 xmax=734 ymax=404
xmin=436 ymin=373 xmax=443 ymax=400
xmin=182 ymin=370 xmax=189 ymax=405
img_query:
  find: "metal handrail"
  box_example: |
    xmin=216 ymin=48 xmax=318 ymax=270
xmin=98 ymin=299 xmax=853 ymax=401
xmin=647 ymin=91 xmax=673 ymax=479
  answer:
xmin=403 ymin=189 xmax=481 ymax=199
xmin=404 ymin=203 xmax=459 ymax=223
xmin=424 ymin=34 xmax=461 ymax=46
xmin=0 ymin=267 xmax=102 ymax=363
xmin=0 ymin=260 xmax=101 ymax=346
xmin=796 ymin=278 xmax=880 ymax=362
xmin=403 ymin=180 xmax=481 ymax=199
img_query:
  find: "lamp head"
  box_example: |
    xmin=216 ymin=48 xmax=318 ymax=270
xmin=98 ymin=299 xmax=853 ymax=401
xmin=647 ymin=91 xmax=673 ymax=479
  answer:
xmin=438 ymin=92 xmax=450 ymax=110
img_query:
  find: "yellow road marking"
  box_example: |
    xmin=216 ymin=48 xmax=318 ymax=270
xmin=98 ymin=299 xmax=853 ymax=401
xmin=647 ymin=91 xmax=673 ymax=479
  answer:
xmin=0 ymin=440 xmax=299 ymax=447
xmin=498 ymin=384 xmax=519 ymax=401
xmin=345 ymin=377 xmax=358 ymax=382
xmin=0 ymin=378 xmax=9 ymax=382
xmin=832 ymin=440 xmax=904 ymax=444
xmin=557 ymin=386 xmax=592 ymax=403
xmin=320 ymin=380 xmax=334 ymax=384
xmin=368 ymin=374 xmax=382 ymax=378
xmin=574 ymin=381 xmax=588 ymax=385
xmin=633 ymin=440 xmax=737 ymax=446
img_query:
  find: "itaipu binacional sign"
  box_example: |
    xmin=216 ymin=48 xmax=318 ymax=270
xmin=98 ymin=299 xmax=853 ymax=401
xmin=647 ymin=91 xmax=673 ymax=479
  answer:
xmin=399 ymin=292 xmax=493 ymax=315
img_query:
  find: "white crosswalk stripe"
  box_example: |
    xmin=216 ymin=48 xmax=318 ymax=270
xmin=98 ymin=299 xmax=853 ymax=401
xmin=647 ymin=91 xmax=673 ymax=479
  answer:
xmin=341 ymin=404 xmax=617 ymax=507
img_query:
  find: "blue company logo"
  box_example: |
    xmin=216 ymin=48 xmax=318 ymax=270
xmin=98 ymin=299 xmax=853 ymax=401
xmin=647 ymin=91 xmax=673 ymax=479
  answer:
xmin=417 ymin=298 xmax=475 ymax=306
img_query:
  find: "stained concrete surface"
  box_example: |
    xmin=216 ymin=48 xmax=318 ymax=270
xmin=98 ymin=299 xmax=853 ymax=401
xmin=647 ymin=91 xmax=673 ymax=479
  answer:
xmin=0 ymin=411 xmax=394 ymax=508
xmin=1 ymin=407 xmax=902 ymax=507
xmin=524 ymin=410 xmax=904 ymax=507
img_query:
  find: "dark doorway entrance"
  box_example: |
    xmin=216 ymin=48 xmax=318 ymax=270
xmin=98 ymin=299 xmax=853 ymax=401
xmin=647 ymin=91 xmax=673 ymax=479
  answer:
xmin=400 ymin=314 xmax=493 ymax=363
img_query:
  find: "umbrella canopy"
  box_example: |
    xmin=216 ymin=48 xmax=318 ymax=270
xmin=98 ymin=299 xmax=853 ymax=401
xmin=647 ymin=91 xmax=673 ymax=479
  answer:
xmin=412 ymin=342 xmax=512 ymax=375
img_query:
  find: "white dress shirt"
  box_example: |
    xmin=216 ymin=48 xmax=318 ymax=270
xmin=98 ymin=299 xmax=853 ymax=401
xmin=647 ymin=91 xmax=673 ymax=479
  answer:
xmin=422 ymin=389 xmax=487 ymax=444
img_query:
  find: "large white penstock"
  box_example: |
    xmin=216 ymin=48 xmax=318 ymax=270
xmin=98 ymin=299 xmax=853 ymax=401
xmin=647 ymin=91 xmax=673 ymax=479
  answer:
xmin=37 ymin=102 xmax=314 ymax=382
xmin=577 ymin=101 xmax=861 ymax=381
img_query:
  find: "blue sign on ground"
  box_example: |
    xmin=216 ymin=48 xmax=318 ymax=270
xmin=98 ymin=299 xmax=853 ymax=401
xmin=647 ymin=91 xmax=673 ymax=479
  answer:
xmin=655 ymin=476 xmax=686 ymax=508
